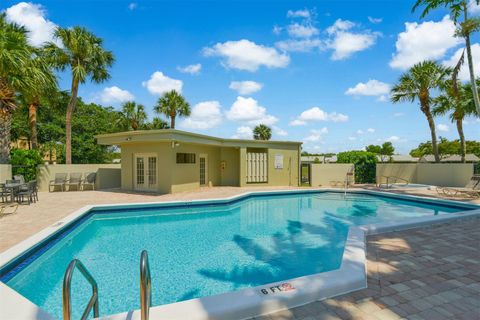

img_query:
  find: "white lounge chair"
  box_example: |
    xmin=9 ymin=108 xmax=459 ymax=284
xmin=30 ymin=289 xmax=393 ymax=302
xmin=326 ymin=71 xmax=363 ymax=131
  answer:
xmin=436 ymin=175 xmax=480 ymax=198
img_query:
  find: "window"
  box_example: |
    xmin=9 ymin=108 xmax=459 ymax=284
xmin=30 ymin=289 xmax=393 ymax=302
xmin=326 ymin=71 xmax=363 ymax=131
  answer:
xmin=176 ymin=153 xmax=196 ymax=164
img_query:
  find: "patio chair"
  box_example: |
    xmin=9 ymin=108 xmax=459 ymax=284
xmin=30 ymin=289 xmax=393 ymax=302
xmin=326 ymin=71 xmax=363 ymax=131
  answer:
xmin=82 ymin=172 xmax=96 ymax=190
xmin=16 ymin=181 xmax=36 ymax=205
xmin=436 ymin=175 xmax=480 ymax=198
xmin=49 ymin=173 xmax=68 ymax=192
xmin=66 ymin=172 xmax=83 ymax=191
xmin=0 ymin=183 xmax=11 ymax=203
xmin=13 ymin=175 xmax=25 ymax=184
xmin=0 ymin=202 xmax=19 ymax=217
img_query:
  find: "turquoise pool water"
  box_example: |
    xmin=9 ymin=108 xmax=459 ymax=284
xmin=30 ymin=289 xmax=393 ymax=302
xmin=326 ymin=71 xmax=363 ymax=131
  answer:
xmin=3 ymin=192 xmax=470 ymax=319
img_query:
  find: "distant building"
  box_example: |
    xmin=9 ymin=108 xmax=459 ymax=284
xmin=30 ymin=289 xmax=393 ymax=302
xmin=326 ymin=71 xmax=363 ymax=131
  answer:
xmin=376 ymin=155 xmax=419 ymax=163
xmin=301 ymin=155 xmax=337 ymax=163
xmin=419 ymin=154 xmax=480 ymax=163
xmin=11 ymin=136 xmax=57 ymax=163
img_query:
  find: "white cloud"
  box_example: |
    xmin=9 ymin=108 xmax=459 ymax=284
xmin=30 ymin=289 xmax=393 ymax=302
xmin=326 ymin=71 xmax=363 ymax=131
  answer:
xmin=394 ymin=112 xmax=405 ymax=117
xmin=128 ymin=3 xmax=137 ymax=10
xmin=5 ymin=2 xmax=59 ymax=47
xmin=390 ymin=15 xmax=461 ymax=70
xmin=367 ymin=128 xmax=375 ymax=133
xmin=229 ymin=81 xmax=263 ymax=95
xmin=290 ymin=107 xmax=349 ymax=126
xmin=275 ymin=38 xmax=323 ymax=52
xmin=142 ymin=71 xmax=183 ymax=95
xmin=386 ymin=136 xmax=401 ymax=142
xmin=287 ymin=9 xmax=311 ymax=19
xmin=273 ymin=25 xmax=283 ymax=35
xmin=345 ymin=79 xmax=390 ymax=97
xmin=177 ymin=63 xmax=202 ymax=75
xmin=273 ymin=126 xmax=288 ymax=137
xmin=443 ymin=44 xmax=480 ymax=81
xmin=368 ymin=16 xmax=383 ymax=24
xmin=325 ymin=19 xmax=379 ymax=60
xmin=232 ymin=126 xmax=253 ymax=139
xmin=226 ymin=97 xmax=278 ymax=126
xmin=304 ymin=127 xmax=328 ymax=142
xmin=437 ymin=124 xmax=450 ymax=132
xmin=203 ymin=39 xmax=290 ymax=72
xmin=287 ymin=23 xmax=319 ymax=38
xmin=469 ymin=0 xmax=480 ymax=15
xmin=180 ymin=101 xmax=222 ymax=130
xmin=348 ymin=136 xmax=357 ymax=141
xmin=98 ymin=86 xmax=134 ymax=104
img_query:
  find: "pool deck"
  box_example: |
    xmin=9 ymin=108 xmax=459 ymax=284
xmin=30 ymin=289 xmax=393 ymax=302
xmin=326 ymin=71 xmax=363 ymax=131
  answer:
xmin=0 ymin=185 xmax=479 ymax=320
xmin=258 ymin=217 xmax=480 ymax=320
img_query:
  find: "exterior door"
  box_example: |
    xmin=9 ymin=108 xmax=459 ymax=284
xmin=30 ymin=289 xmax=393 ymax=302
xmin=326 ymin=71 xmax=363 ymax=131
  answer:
xmin=134 ymin=154 xmax=157 ymax=191
xmin=199 ymin=154 xmax=208 ymax=186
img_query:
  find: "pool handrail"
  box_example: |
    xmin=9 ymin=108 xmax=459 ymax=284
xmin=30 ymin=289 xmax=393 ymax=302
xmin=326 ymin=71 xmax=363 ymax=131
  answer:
xmin=63 ymin=259 xmax=99 ymax=320
xmin=140 ymin=250 xmax=151 ymax=320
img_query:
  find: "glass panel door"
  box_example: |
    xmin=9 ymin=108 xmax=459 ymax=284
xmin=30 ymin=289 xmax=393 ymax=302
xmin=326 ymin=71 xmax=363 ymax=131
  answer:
xmin=135 ymin=154 xmax=157 ymax=191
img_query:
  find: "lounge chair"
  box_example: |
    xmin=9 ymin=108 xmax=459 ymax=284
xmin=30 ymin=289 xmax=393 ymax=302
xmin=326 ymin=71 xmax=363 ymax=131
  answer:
xmin=66 ymin=173 xmax=83 ymax=191
xmin=49 ymin=173 xmax=68 ymax=192
xmin=377 ymin=175 xmax=409 ymax=188
xmin=82 ymin=172 xmax=96 ymax=190
xmin=0 ymin=202 xmax=19 ymax=217
xmin=436 ymin=175 xmax=480 ymax=198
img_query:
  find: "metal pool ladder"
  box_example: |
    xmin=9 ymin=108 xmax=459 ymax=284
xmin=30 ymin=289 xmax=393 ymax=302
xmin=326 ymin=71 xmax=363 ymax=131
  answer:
xmin=62 ymin=250 xmax=152 ymax=320
xmin=63 ymin=259 xmax=99 ymax=320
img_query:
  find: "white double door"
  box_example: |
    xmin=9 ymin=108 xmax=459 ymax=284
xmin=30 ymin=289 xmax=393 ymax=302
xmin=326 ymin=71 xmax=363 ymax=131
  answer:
xmin=134 ymin=153 xmax=158 ymax=191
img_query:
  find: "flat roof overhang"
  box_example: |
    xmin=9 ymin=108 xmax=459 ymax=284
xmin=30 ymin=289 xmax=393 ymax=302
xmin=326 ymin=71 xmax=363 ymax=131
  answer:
xmin=95 ymin=129 xmax=303 ymax=148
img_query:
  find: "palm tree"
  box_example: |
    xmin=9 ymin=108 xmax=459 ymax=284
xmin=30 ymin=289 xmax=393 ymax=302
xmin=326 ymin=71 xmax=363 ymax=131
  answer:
xmin=391 ymin=61 xmax=451 ymax=163
xmin=120 ymin=101 xmax=147 ymax=131
xmin=413 ymin=0 xmax=480 ymax=114
xmin=154 ymin=90 xmax=190 ymax=129
xmin=0 ymin=15 xmax=53 ymax=163
xmin=253 ymin=124 xmax=272 ymax=140
xmin=44 ymin=26 xmax=114 ymax=164
xmin=433 ymin=80 xmax=479 ymax=162
xmin=144 ymin=117 xmax=169 ymax=130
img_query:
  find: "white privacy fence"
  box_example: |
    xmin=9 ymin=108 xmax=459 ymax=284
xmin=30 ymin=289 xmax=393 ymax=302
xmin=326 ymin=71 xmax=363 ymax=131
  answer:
xmin=246 ymin=152 xmax=268 ymax=183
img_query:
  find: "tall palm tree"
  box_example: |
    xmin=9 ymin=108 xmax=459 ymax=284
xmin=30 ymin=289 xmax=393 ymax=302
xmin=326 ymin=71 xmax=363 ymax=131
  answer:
xmin=413 ymin=0 xmax=480 ymax=114
xmin=44 ymin=26 xmax=114 ymax=164
xmin=433 ymin=80 xmax=479 ymax=162
xmin=0 ymin=15 xmax=53 ymax=163
xmin=145 ymin=117 xmax=169 ymax=130
xmin=253 ymin=124 xmax=272 ymax=140
xmin=391 ymin=61 xmax=452 ymax=162
xmin=20 ymin=52 xmax=57 ymax=149
xmin=120 ymin=101 xmax=147 ymax=131
xmin=154 ymin=90 xmax=190 ymax=129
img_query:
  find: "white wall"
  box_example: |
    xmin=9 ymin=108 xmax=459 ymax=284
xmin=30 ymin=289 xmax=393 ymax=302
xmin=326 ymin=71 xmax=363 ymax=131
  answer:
xmin=310 ymin=164 xmax=354 ymax=187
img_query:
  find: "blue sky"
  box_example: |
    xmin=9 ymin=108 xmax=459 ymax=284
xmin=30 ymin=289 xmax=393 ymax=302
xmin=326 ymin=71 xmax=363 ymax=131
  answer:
xmin=2 ymin=0 xmax=479 ymax=154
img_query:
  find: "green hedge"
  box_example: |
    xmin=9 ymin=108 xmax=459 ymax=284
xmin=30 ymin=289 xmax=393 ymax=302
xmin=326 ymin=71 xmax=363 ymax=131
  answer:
xmin=10 ymin=149 xmax=44 ymax=182
xmin=337 ymin=151 xmax=377 ymax=184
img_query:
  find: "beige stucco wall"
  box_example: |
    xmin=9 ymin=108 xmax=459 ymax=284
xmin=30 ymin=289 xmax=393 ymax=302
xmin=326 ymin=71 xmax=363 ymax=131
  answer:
xmin=37 ymin=164 xmax=121 ymax=192
xmin=220 ymin=147 xmax=240 ymax=186
xmin=310 ymin=164 xmax=354 ymax=187
xmin=0 ymin=164 xmax=12 ymax=182
xmin=376 ymin=163 xmax=474 ymax=187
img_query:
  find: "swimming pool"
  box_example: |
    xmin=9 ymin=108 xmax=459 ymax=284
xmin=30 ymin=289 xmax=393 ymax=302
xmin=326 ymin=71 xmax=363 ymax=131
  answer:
xmin=1 ymin=190 xmax=478 ymax=320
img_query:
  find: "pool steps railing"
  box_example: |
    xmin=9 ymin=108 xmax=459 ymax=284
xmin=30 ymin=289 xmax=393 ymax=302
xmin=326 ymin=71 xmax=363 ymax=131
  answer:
xmin=62 ymin=259 xmax=99 ymax=320
xmin=140 ymin=250 xmax=152 ymax=320
xmin=62 ymin=250 xmax=152 ymax=320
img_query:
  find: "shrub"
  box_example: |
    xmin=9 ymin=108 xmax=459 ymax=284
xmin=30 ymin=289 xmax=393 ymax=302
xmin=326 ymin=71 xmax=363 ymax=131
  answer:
xmin=337 ymin=151 xmax=377 ymax=183
xmin=10 ymin=149 xmax=44 ymax=181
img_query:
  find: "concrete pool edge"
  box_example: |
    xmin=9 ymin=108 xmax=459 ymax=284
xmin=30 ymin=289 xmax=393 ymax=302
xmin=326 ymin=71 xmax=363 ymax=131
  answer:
xmin=0 ymin=188 xmax=478 ymax=320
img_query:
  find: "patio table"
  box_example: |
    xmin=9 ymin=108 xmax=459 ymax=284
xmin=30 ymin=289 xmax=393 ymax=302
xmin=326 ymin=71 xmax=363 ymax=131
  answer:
xmin=4 ymin=183 xmax=23 ymax=203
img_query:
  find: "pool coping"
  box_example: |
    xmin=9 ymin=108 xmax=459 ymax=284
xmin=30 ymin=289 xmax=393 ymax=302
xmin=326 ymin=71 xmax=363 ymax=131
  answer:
xmin=0 ymin=188 xmax=479 ymax=320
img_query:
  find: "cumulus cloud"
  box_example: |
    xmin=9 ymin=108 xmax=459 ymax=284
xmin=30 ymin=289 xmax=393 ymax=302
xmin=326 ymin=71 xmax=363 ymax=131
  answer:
xmin=290 ymin=107 xmax=349 ymax=126
xmin=226 ymin=97 xmax=278 ymax=126
xmin=177 ymin=63 xmax=202 ymax=75
xmin=304 ymin=127 xmax=328 ymax=142
xmin=98 ymin=86 xmax=134 ymax=104
xmin=229 ymin=81 xmax=263 ymax=95
xmin=287 ymin=23 xmax=319 ymax=38
xmin=437 ymin=124 xmax=450 ymax=132
xmin=325 ymin=19 xmax=379 ymax=60
xmin=287 ymin=9 xmax=311 ymax=19
xmin=142 ymin=71 xmax=183 ymax=95
xmin=345 ymin=79 xmax=390 ymax=97
xmin=273 ymin=126 xmax=288 ymax=137
xmin=203 ymin=39 xmax=290 ymax=72
xmin=232 ymin=126 xmax=253 ymax=139
xmin=5 ymin=2 xmax=59 ymax=47
xmin=275 ymin=38 xmax=323 ymax=52
xmin=180 ymin=101 xmax=222 ymax=130
xmin=390 ymin=15 xmax=461 ymax=70
xmin=368 ymin=16 xmax=383 ymax=24
xmin=443 ymin=44 xmax=480 ymax=81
